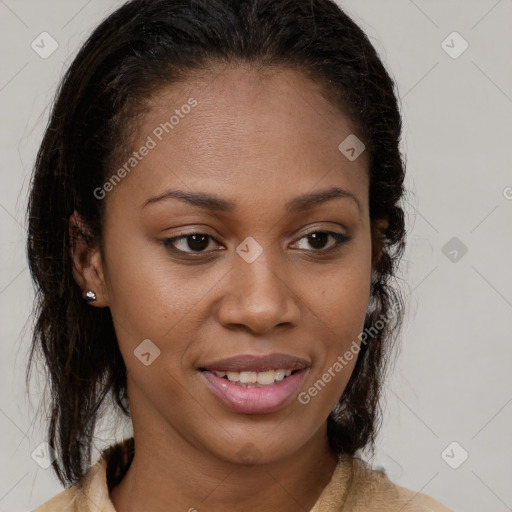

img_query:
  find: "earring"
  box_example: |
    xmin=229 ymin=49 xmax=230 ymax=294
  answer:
xmin=83 ymin=290 xmax=97 ymax=302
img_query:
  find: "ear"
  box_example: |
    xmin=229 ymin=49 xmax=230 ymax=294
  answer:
xmin=69 ymin=210 xmax=109 ymax=307
xmin=371 ymin=217 xmax=389 ymax=271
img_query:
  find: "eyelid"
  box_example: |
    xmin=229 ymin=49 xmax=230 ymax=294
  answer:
xmin=162 ymin=227 xmax=350 ymax=256
xmin=290 ymin=229 xmax=350 ymax=253
xmin=163 ymin=230 xmax=224 ymax=255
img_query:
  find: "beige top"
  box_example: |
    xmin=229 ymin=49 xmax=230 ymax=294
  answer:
xmin=33 ymin=438 xmax=453 ymax=511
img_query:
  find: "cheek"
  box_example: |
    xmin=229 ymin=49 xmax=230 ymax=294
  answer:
xmin=101 ymin=232 xmax=211 ymax=361
xmin=307 ymin=245 xmax=372 ymax=340
xmin=299 ymin=243 xmax=372 ymax=405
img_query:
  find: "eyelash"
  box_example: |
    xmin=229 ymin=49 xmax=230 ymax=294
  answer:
xmin=162 ymin=229 xmax=351 ymax=257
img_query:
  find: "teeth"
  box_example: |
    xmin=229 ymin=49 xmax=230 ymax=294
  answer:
xmin=213 ymin=369 xmax=295 ymax=386
xmin=239 ymin=371 xmax=258 ymax=384
xmin=255 ymin=370 xmax=277 ymax=385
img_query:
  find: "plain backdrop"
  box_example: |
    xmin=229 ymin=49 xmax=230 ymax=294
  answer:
xmin=1 ymin=1 xmax=511 ymax=511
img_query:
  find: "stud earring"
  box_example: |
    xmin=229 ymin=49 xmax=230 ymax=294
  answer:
xmin=83 ymin=290 xmax=97 ymax=302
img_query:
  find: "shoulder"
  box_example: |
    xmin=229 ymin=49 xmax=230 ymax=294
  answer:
xmin=31 ymin=457 xmax=114 ymax=512
xmin=344 ymin=456 xmax=454 ymax=512
xmin=32 ymin=437 xmax=134 ymax=512
xmin=32 ymin=486 xmax=80 ymax=512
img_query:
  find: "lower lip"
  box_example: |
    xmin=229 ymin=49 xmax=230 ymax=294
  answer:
xmin=200 ymin=369 xmax=308 ymax=414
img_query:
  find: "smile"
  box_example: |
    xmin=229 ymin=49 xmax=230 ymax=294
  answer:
xmin=200 ymin=368 xmax=309 ymax=414
xmin=212 ymin=369 xmax=294 ymax=386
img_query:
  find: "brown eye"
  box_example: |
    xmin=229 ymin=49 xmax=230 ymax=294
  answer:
xmin=163 ymin=229 xmax=350 ymax=257
xmin=305 ymin=232 xmax=330 ymax=250
xmin=292 ymin=231 xmax=350 ymax=253
xmin=164 ymin=233 xmax=221 ymax=254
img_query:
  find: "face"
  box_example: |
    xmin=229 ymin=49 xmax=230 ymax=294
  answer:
xmin=89 ymin=65 xmax=379 ymax=464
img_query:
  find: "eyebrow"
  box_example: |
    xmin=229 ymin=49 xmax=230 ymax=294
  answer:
xmin=142 ymin=186 xmax=361 ymax=214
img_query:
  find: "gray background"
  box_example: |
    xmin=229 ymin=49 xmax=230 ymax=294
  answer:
xmin=1 ymin=1 xmax=511 ymax=510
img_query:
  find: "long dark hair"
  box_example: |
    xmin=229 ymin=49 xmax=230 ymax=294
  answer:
xmin=26 ymin=0 xmax=406 ymax=487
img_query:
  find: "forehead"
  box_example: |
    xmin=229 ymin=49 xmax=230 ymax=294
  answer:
xmin=106 ymin=64 xmax=369 ymax=216
xmin=141 ymin=64 xmax=363 ymax=157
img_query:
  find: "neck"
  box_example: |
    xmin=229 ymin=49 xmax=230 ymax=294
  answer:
xmin=110 ymin=403 xmax=339 ymax=512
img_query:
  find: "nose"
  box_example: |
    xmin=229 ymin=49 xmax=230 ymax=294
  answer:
xmin=216 ymin=253 xmax=301 ymax=335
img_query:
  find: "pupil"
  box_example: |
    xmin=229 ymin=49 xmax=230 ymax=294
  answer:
xmin=308 ymin=232 xmax=327 ymax=250
xmin=188 ymin=234 xmax=208 ymax=251
xmin=184 ymin=233 xmax=328 ymax=252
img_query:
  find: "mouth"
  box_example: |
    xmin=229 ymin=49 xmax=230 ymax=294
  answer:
xmin=207 ymin=368 xmax=299 ymax=387
xmin=199 ymin=353 xmax=310 ymax=414
xmin=200 ymin=353 xmax=309 ymax=373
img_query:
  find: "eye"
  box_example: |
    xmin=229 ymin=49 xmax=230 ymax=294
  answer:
xmin=292 ymin=230 xmax=351 ymax=253
xmin=163 ymin=232 xmax=223 ymax=254
xmin=163 ymin=229 xmax=351 ymax=257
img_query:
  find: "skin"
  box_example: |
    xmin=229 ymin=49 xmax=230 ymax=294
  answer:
xmin=70 ymin=64 xmax=388 ymax=512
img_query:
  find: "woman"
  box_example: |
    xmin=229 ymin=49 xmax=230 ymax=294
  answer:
xmin=27 ymin=0 xmax=452 ymax=510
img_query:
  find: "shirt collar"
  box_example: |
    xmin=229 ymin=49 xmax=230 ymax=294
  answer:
xmin=72 ymin=437 xmax=353 ymax=511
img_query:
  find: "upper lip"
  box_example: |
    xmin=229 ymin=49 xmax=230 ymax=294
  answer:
xmin=200 ymin=353 xmax=310 ymax=372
